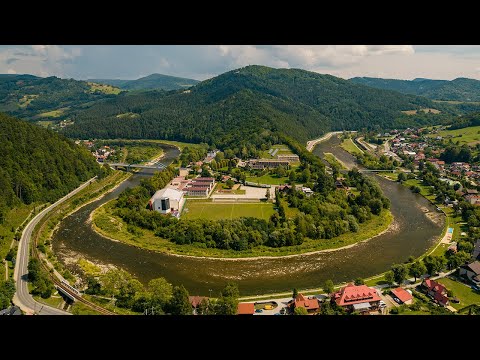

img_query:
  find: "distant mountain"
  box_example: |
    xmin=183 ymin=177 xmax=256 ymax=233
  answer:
xmin=65 ymin=65 xmax=444 ymax=149
xmin=89 ymin=73 xmax=200 ymax=91
xmin=0 ymin=74 xmax=121 ymax=120
xmin=350 ymin=76 xmax=480 ymax=102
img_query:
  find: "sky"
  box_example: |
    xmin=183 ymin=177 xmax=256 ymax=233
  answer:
xmin=1 ymin=45 xmax=480 ymax=81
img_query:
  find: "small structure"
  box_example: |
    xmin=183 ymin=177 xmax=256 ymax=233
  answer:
xmin=237 ymin=303 xmax=255 ymax=315
xmin=277 ymin=154 xmax=300 ymax=162
xmin=248 ymin=159 xmax=290 ymax=170
xmin=189 ymin=296 xmax=208 ymax=315
xmin=472 ymin=239 xmax=480 ymax=261
xmin=331 ymin=283 xmax=381 ymax=314
xmin=277 ymin=184 xmax=292 ymax=193
xmin=184 ymin=187 xmax=210 ymax=197
xmin=421 ymin=279 xmax=449 ymax=306
xmin=149 ymin=188 xmax=185 ymax=216
xmin=288 ymin=293 xmax=320 ymax=314
xmin=459 ymin=261 xmax=480 ymax=285
xmin=0 ymin=306 xmax=22 ymax=315
xmin=391 ymin=287 xmax=413 ymax=305
xmin=301 ymin=187 xmax=314 ymax=196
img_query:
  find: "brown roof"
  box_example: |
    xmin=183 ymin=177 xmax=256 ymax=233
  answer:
xmin=195 ymin=177 xmax=215 ymax=181
xmin=391 ymin=287 xmax=413 ymax=303
xmin=464 ymin=261 xmax=480 ymax=275
xmin=293 ymin=293 xmax=320 ymax=310
xmin=186 ymin=187 xmax=209 ymax=191
xmin=237 ymin=303 xmax=255 ymax=315
xmin=189 ymin=296 xmax=208 ymax=308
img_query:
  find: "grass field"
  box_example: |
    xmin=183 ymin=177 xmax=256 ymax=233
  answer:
xmin=323 ymin=152 xmax=346 ymax=169
xmin=38 ymin=108 xmax=68 ymax=118
xmin=36 ymin=120 xmax=55 ymax=128
xmin=124 ymin=145 xmax=164 ymax=164
xmin=115 ymin=112 xmax=140 ymax=119
xmin=213 ymin=183 xmax=246 ymax=195
xmin=246 ymin=174 xmax=289 ymax=185
xmin=429 ymin=125 xmax=480 ymax=146
xmin=437 ymin=277 xmax=480 ymax=310
xmin=259 ymin=144 xmax=295 ymax=159
xmin=183 ymin=201 xmax=275 ymax=220
xmin=340 ymin=138 xmax=364 ymax=155
xmin=402 ymin=108 xmax=441 ymax=115
xmin=18 ymin=94 xmax=38 ymax=108
xmin=87 ymin=82 xmax=122 ymax=95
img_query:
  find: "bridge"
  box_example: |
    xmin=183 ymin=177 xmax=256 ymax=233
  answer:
xmin=339 ymin=169 xmax=399 ymax=174
xmin=107 ymin=162 xmax=167 ymax=171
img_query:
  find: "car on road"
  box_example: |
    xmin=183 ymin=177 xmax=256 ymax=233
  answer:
xmin=471 ymin=285 xmax=480 ymax=291
xmin=255 ymin=309 xmax=263 ymax=313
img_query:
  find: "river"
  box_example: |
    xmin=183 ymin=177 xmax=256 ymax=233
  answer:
xmin=52 ymin=137 xmax=444 ymax=296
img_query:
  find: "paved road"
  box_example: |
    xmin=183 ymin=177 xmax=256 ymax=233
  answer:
xmin=13 ymin=177 xmax=96 ymax=315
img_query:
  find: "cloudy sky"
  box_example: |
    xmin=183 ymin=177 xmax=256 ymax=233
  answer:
xmin=1 ymin=45 xmax=480 ymax=81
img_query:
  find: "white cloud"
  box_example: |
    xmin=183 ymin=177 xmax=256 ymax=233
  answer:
xmin=7 ymin=68 xmax=16 ymax=74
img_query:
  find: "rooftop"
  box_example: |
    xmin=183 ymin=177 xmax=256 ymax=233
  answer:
xmin=237 ymin=303 xmax=255 ymax=315
xmin=391 ymin=287 xmax=413 ymax=303
xmin=150 ymin=188 xmax=184 ymax=202
xmin=334 ymin=283 xmax=381 ymax=306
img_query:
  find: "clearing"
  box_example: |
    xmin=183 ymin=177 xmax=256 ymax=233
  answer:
xmin=402 ymin=108 xmax=441 ymax=115
xmin=428 ymin=125 xmax=480 ymax=146
xmin=246 ymin=174 xmax=289 ymax=185
xmin=340 ymin=138 xmax=364 ymax=155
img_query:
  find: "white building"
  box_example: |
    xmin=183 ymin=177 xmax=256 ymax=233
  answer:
xmin=149 ymin=188 xmax=185 ymax=217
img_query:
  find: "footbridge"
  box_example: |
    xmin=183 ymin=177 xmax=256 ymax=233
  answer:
xmin=107 ymin=162 xmax=167 ymax=171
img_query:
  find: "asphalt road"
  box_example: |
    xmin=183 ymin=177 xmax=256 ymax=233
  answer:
xmin=13 ymin=177 xmax=96 ymax=315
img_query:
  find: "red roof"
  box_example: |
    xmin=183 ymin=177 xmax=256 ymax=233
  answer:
xmin=293 ymin=293 xmax=319 ymax=310
xmin=423 ymin=279 xmax=447 ymax=295
xmin=237 ymin=303 xmax=255 ymax=315
xmin=391 ymin=287 xmax=413 ymax=303
xmin=333 ymin=283 xmax=381 ymax=306
xmin=189 ymin=296 xmax=207 ymax=308
xmin=186 ymin=187 xmax=209 ymax=191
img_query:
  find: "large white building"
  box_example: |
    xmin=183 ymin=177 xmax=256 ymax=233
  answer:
xmin=149 ymin=188 xmax=185 ymax=217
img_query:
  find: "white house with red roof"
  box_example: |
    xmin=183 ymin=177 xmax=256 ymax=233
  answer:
xmin=331 ymin=283 xmax=381 ymax=314
xmin=288 ymin=293 xmax=320 ymax=314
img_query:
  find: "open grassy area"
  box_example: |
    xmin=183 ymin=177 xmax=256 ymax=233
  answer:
xmin=87 ymin=82 xmax=122 ymax=95
xmin=18 ymin=94 xmax=38 ymax=108
xmin=77 ymin=258 xmax=102 ymax=277
xmin=38 ymin=108 xmax=68 ymax=118
xmin=213 ymin=183 xmax=246 ymax=195
xmin=259 ymin=144 xmax=295 ymax=159
xmin=323 ymin=152 xmax=346 ymax=169
xmin=115 ymin=112 xmax=140 ymax=119
xmin=428 ymin=125 xmax=480 ymax=146
xmin=380 ymin=173 xmax=399 ymax=181
xmin=340 ymin=138 xmax=364 ymax=155
xmin=437 ymin=277 xmax=480 ymax=310
xmin=246 ymin=174 xmax=289 ymax=185
xmin=71 ymin=301 xmax=103 ymax=315
xmin=92 ymin=199 xmax=392 ymax=258
xmin=183 ymin=201 xmax=275 ymax=220
xmin=124 ymin=145 xmax=164 ymax=164
xmin=403 ymin=179 xmax=436 ymax=202
xmin=33 ymin=294 xmax=65 ymax=309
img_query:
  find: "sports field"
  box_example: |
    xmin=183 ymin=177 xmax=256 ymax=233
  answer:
xmin=182 ymin=201 xmax=275 ymax=220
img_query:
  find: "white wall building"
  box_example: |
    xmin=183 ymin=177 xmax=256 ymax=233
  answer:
xmin=149 ymin=188 xmax=185 ymax=216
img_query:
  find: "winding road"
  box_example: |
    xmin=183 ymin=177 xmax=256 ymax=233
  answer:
xmin=13 ymin=177 xmax=96 ymax=315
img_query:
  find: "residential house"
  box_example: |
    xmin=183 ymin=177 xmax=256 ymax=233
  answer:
xmin=184 ymin=187 xmax=210 ymax=197
xmin=391 ymin=287 xmax=413 ymax=305
xmin=0 ymin=306 xmax=22 ymax=315
xmin=301 ymin=187 xmax=314 ymax=196
xmin=459 ymin=261 xmax=480 ymax=285
xmin=331 ymin=283 xmax=381 ymax=314
xmin=237 ymin=303 xmax=255 ymax=315
xmin=189 ymin=296 xmax=208 ymax=315
xmin=288 ymin=293 xmax=320 ymax=314
xmin=149 ymin=188 xmax=185 ymax=217
xmin=277 ymin=154 xmax=300 ymax=162
xmin=472 ymin=239 xmax=480 ymax=261
xmin=421 ymin=279 xmax=449 ymax=306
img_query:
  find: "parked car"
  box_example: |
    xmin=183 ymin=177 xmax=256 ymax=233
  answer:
xmin=279 ymin=307 xmax=286 ymax=314
xmin=471 ymin=285 xmax=480 ymax=291
xmin=255 ymin=309 xmax=263 ymax=313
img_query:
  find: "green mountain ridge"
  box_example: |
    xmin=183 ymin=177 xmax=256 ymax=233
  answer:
xmin=350 ymin=76 xmax=480 ymax=102
xmin=88 ymin=73 xmax=200 ymax=91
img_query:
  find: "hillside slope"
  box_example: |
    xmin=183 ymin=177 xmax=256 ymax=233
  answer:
xmin=89 ymin=73 xmax=200 ymax=91
xmin=350 ymin=76 xmax=480 ymax=102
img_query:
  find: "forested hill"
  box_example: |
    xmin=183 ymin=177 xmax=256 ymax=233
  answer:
xmin=350 ymin=76 xmax=480 ymax=102
xmin=88 ymin=73 xmax=200 ymax=91
xmin=65 ymin=65 xmax=443 ymax=147
xmin=0 ymin=74 xmax=120 ymax=120
xmin=0 ymin=113 xmax=99 ymax=221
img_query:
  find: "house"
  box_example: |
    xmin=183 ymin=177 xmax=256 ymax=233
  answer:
xmin=184 ymin=187 xmax=210 ymax=197
xmin=149 ymin=188 xmax=185 ymax=216
xmin=237 ymin=303 xmax=255 ymax=315
xmin=277 ymin=184 xmax=292 ymax=193
xmin=288 ymin=293 xmax=320 ymax=314
xmin=465 ymin=188 xmax=478 ymax=195
xmin=472 ymin=239 xmax=480 ymax=260
xmin=302 ymin=187 xmax=314 ymax=196
xmin=0 ymin=306 xmax=22 ymax=315
xmin=391 ymin=287 xmax=413 ymax=305
xmin=332 ymin=283 xmax=381 ymax=314
xmin=277 ymin=154 xmax=300 ymax=163
xmin=189 ymin=296 xmax=208 ymax=314
xmin=191 ymin=177 xmax=216 ymax=191
xmin=459 ymin=261 xmax=480 ymax=285
xmin=421 ymin=279 xmax=449 ymax=306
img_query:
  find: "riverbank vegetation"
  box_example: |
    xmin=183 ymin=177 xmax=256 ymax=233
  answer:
xmin=340 ymin=137 xmax=364 ymax=156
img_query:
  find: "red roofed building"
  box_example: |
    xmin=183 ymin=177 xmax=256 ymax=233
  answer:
xmin=237 ymin=303 xmax=255 ymax=315
xmin=391 ymin=287 xmax=413 ymax=305
xmin=288 ymin=293 xmax=320 ymax=314
xmin=421 ymin=279 xmax=449 ymax=307
xmin=189 ymin=296 xmax=208 ymax=315
xmin=332 ymin=283 xmax=381 ymax=313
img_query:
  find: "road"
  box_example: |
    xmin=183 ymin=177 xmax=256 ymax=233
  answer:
xmin=13 ymin=177 xmax=96 ymax=315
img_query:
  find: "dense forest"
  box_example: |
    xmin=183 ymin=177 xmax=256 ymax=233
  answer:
xmin=350 ymin=76 xmax=480 ymax=102
xmin=64 ymin=65 xmax=449 ymax=149
xmin=89 ymin=73 xmax=199 ymax=91
xmin=0 ymin=113 xmax=100 ymax=222
xmin=0 ymin=74 xmax=120 ymax=120
xmin=447 ymin=111 xmax=480 ymax=130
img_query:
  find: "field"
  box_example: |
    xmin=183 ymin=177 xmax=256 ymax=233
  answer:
xmin=246 ymin=174 xmax=289 ymax=185
xmin=437 ymin=277 xmax=480 ymax=310
xmin=18 ymin=94 xmax=38 ymax=108
xmin=402 ymin=108 xmax=441 ymax=115
xmin=38 ymin=108 xmax=68 ymax=118
xmin=429 ymin=125 xmax=480 ymax=146
xmin=124 ymin=145 xmax=164 ymax=164
xmin=323 ymin=152 xmax=346 ymax=169
xmin=182 ymin=201 xmax=275 ymax=220
xmin=87 ymin=82 xmax=122 ymax=95
xmin=259 ymin=144 xmax=295 ymax=159
xmin=36 ymin=120 xmax=55 ymax=128
xmin=115 ymin=112 xmax=140 ymax=119
xmin=340 ymin=138 xmax=364 ymax=155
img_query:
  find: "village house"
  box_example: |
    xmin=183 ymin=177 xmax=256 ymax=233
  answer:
xmin=472 ymin=239 xmax=480 ymax=261
xmin=459 ymin=261 xmax=480 ymax=286
xmin=189 ymin=296 xmax=208 ymax=315
xmin=148 ymin=188 xmax=185 ymax=217
xmin=390 ymin=287 xmax=413 ymax=305
xmin=277 ymin=154 xmax=300 ymax=162
xmin=421 ymin=279 xmax=449 ymax=307
xmin=237 ymin=303 xmax=255 ymax=315
xmin=331 ymin=283 xmax=381 ymax=314
xmin=288 ymin=293 xmax=320 ymax=314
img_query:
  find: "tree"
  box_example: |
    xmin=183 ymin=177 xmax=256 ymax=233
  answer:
xmin=423 ymin=255 xmax=447 ymax=275
xmin=323 ymin=279 xmax=334 ymax=294
xmin=197 ymin=298 xmax=214 ymax=315
xmin=102 ymin=269 xmax=132 ymax=298
xmin=148 ymin=277 xmax=173 ymax=308
xmin=214 ymin=296 xmax=238 ymax=315
xmin=265 ymin=188 xmax=270 ymax=199
xmin=397 ymin=172 xmax=407 ymax=183
xmin=292 ymin=288 xmax=298 ymax=299
xmin=354 ymin=278 xmax=364 ymax=286
xmin=408 ymin=261 xmax=426 ymax=282
xmin=168 ymin=285 xmax=192 ymax=315
xmin=225 ymin=179 xmax=234 ymax=189
xmin=384 ymin=271 xmax=394 ymax=285
xmin=276 ymin=165 xmax=286 ymax=177
xmin=391 ymin=264 xmax=408 ymax=285
xmin=221 ymin=282 xmax=240 ymax=298
xmin=294 ymin=307 xmax=308 ymax=315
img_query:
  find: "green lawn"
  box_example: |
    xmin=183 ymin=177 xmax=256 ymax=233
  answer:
xmin=429 ymin=125 xmax=480 ymax=146
xmin=38 ymin=108 xmax=67 ymax=118
xmin=403 ymin=179 xmax=436 ymax=201
xmin=34 ymin=295 xmax=65 ymax=309
xmin=380 ymin=173 xmax=399 ymax=181
xmin=437 ymin=277 xmax=480 ymax=310
xmin=87 ymin=82 xmax=122 ymax=95
xmin=323 ymin=152 xmax=346 ymax=169
xmin=183 ymin=201 xmax=275 ymax=220
xmin=246 ymin=174 xmax=289 ymax=185
xmin=340 ymin=138 xmax=364 ymax=155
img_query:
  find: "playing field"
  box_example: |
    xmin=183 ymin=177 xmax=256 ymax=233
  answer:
xmin=182 ymin=201 xmax=276 ymax=220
